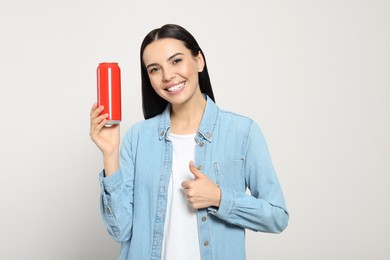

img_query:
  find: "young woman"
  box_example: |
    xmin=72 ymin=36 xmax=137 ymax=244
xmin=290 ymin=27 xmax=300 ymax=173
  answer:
xmin=90 ymin=24 xmax=289 ymax=260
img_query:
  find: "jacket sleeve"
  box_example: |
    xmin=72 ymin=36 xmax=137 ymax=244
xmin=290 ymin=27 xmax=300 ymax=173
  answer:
xmin=99 ymin=128 xmax=135 ymax=242
xmin=208 ymin=121 xmax=289 ymax=233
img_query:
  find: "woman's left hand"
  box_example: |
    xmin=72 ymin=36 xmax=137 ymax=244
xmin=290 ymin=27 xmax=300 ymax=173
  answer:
xmin=181 ymin=161 xmax=221 ymax=209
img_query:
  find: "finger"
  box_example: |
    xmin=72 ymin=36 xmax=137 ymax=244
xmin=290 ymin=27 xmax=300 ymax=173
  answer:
xmin=187 ymin=196 xmax=195 ymax=205
xmin=90 ymin=102 xmax=97 ymax=111
xmin=189 ymin=161 xmax=203 ymax=179
xmin=186 ymin=197 xmax=200 ymax=209
xmin=182 ymin=188 xmax=190 ymax=196
xmin=91 ymin=105 xmax=105 ymax=120
xmin=91 ymin=113 xmax=108 ymax=129
xmin=96 ymin=117 xmax=108 ymax=130
xmin=90 ymin=103 xmax=99 ymax=116
xmin=181 ymin=180 xmax=191 ymax=189
xmin=90 ymin=114 xmax=108 ymax=138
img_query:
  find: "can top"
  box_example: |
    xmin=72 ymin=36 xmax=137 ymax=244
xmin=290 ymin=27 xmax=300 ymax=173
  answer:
xmin=99 ymin=62 xmax=119 ymax=66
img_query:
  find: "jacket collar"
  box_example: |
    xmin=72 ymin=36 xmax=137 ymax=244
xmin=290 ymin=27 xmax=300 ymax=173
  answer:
xmin=158 ymin=94 xmax=219 ymax=142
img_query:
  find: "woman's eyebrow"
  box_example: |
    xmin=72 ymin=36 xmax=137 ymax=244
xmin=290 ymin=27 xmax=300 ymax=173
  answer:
xmin=168 ymin=52 xmax=184 ymax=61
xmin=146 ymin=52 xmax=184 ymax=69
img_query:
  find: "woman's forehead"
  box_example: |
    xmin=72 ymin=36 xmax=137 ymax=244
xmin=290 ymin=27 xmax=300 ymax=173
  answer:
xmin=143 ymin=38 xmax=189 ymax=63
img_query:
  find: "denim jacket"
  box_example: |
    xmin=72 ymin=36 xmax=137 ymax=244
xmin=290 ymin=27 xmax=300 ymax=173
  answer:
xmin=99 ymin=96 xmax=289 ymax=260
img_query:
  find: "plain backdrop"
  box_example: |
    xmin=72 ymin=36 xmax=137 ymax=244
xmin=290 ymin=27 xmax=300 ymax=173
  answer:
xmin=1 ymin=0 xmax=389 ymax=259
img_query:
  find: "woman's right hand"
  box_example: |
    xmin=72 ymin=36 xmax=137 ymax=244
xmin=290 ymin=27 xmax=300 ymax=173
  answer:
xmin=89 ymin=103 xmax=120 ymax=156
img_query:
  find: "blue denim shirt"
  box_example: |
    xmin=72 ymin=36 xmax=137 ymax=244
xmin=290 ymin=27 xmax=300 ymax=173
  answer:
xmin=99 ymin=96 xmax=289 ymax=260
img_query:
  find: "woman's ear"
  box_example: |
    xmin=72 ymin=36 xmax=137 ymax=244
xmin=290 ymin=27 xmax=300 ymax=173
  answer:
xmin=197 ymin=51 xmax=205 ymax=72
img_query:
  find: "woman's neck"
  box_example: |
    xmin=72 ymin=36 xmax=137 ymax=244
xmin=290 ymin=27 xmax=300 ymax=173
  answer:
xmin=170 ymin=92 xmax=206 ymax=135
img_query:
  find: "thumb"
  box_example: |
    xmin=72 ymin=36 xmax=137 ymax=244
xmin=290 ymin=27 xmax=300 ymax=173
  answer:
xmin=189 ymin=161 xmax=203 ymax=179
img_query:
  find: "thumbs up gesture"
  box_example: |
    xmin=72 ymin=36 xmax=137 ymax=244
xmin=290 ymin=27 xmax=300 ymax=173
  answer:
xmin=181 ymin=161 xmax=221 ymax=209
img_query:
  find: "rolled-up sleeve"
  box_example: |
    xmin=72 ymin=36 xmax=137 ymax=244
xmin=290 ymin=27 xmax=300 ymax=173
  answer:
xmin=99 ymin=129 xmax=135 ymax=242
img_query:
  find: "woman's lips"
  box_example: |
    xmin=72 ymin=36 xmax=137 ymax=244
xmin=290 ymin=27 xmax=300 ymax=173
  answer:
xmin=166 ymin=82 xmax=185 ymax=93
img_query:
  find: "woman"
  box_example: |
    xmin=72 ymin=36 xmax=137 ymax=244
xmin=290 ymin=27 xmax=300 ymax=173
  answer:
xmin=90 ymin=24 xmax=289 ymax=260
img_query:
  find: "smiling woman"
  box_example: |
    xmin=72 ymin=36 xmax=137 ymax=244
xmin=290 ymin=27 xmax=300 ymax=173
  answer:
xmin=139 ymin=24 xmax=215 ymax=120
xmin=142 ymin=38 xmax=206 ymax=117
xmin=89 ymin=24 xmax=289 ymax=260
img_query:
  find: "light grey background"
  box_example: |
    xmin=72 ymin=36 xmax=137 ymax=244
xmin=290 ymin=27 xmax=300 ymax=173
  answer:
xmin=1 ymin=0 xmax=389 ymax=259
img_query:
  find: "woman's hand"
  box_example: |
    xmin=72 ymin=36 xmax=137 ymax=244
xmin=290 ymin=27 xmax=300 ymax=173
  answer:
xmin=89 ymin=103 xmax=120 ymax=176
xmin=181 ymin=161 xmax=221 ymax=209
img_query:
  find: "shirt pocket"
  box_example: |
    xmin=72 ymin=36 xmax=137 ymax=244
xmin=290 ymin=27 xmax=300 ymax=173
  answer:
xmin=213 ymin=159 xmax=245 ymax=192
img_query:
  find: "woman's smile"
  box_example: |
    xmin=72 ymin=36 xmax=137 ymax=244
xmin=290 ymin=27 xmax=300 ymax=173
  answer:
xmin=166 ymin=82 xmax=186 ymax=93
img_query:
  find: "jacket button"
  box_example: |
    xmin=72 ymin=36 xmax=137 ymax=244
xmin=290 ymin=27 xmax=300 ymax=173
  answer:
xmin=160 ymin=130 xmax=164 ymax=136
xmin=197 ymin=165 xmax=203 ymax=170
xmin=204 ymin=240 xmax=209 ymax=246
xmin=202 ymin=216 xmax=207 ymax=222
xmin=159 ymin=186 xmax=165 ymax=193
xmin=199 ymin=141 xmax=205 ymax=147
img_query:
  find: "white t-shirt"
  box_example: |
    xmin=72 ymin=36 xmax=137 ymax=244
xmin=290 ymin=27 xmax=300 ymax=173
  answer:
xmin=161 ymin=133 xmax=201 ymax=260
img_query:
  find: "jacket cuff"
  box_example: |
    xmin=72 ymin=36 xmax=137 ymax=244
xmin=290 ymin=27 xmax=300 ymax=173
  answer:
xmin=208 ymin=185 xmax=235 ymax=220
xmin=98 ymin=168 xmax=123 ymax=194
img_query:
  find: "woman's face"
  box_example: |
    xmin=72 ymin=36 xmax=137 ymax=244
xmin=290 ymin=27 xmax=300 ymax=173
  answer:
xmin=142 ymin=38 xmax=205 ymax=107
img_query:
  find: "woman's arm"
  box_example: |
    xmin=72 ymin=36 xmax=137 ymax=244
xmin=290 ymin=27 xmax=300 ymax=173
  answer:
xmin=90 ymin=103 xmax=135 ymax=242
xmin=209 ymin=122 xmax=289 ymax=233
xmin=99 ymin=131 xmax=135 ymax=242
xmin=89 ymin=103 xmax=120 ymax=176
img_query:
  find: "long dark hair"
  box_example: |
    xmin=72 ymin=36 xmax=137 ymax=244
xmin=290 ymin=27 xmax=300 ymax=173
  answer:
xmin=140 ymin=24 xmax=215 ymax=119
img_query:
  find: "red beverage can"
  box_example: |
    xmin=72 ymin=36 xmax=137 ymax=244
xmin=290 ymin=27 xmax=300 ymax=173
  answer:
xmin=97 ymin=62 xmax=121 ymax=125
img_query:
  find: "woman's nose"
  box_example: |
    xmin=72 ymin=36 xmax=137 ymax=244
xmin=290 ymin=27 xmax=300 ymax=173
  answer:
xmin=162 ymin=68 xmax=175 ymax=82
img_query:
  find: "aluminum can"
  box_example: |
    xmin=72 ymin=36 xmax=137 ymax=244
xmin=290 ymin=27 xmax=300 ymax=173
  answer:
xmin=97 ymin=62 xmax=121 ymax=125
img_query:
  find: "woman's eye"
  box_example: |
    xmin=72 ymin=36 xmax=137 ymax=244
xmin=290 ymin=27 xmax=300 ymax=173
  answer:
xmin=173 ymin=58 xmax=182 ymax=65
xmin=149 ymin=67 xmax=159 ymax=74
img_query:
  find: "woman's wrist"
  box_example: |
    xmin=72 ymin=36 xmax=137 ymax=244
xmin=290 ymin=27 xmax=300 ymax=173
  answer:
xmin=103 ymin=151 xmax=119 ymax=177
xmin=213 ymin=185 xmax=222 ymax=207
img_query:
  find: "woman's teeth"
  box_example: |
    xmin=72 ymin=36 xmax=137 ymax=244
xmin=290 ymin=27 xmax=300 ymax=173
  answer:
xmin=167 ymin=82 xmax=185 ymax=92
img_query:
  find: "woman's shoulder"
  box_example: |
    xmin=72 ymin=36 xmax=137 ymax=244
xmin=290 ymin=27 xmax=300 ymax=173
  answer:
xmin=218 ymin=108 xmax=256 ymax=127
xmin=217 ymin=107 xmax=265 ymax=141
